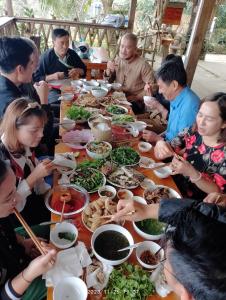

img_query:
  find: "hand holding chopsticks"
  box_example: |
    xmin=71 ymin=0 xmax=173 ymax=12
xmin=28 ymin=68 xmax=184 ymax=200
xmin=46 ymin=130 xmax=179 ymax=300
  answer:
xmin=13 ymin=208 xmax=45 ymax=255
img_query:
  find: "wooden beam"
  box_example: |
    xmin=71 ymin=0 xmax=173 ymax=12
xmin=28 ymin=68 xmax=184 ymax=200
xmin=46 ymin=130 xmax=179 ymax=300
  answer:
xmin=128 ymin=0 xmax=137 ymax=32
xmin=184 ymin=0 xmax=217 ymax=86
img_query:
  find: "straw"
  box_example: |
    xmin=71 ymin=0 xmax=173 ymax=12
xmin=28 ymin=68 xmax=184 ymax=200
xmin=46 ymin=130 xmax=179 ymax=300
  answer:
xmin=13 ymin=208 xmax=45 ymax=255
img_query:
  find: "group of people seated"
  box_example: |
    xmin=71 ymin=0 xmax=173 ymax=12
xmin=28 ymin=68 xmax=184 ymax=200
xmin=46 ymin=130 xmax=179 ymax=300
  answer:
xmin=0 ymin=28 xmax=225 ymax=300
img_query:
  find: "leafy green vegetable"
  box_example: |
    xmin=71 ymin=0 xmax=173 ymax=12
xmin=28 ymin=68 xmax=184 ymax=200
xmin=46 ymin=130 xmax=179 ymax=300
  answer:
xmin=58 ymin=231 xmax=75 ymax=241
xmin=111 ymin=146 xmax=140 ymax=166
xmin=70 ymin=168 xmax=105 ymax=192
xmin=105 ymin=263 xmax=155 ymax=300
xmin=112 ymin=114 xmax=135 ymax=124
xmin=107 ymin=105 xmax=126 ymax=115
xmin=78 ymin=159 xmax=106 ymax=169
xmin=136 ymin=219 xmax=166 ymax=235
xmin=66 ymin=105 xmax=91 ymax=121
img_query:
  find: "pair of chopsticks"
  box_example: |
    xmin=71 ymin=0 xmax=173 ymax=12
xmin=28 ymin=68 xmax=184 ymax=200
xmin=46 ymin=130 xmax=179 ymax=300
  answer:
xmin=151 ymin=162 xmax=171 ymax=171
xmin=13 ymin=208 xmax=45 ymax=255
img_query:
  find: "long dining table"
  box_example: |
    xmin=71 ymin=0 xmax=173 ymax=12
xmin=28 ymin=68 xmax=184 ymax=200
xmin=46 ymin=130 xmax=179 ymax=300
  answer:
xmin=47 ymin=100 xmax=179 ymax=300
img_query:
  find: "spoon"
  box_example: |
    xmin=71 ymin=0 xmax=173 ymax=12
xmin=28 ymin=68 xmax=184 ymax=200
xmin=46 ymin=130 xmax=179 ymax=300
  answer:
xmin=117 ymin=242 xmax=142 ymax=252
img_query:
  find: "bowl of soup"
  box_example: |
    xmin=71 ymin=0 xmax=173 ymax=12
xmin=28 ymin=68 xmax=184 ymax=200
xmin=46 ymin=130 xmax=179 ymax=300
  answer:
xmin=91 ymin=224 xmax=134 ymax=265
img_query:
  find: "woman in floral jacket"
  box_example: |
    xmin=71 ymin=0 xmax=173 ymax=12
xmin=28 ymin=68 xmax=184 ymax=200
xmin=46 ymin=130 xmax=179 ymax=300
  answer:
xmin=154 ymin=92 xmax=226 ymax=200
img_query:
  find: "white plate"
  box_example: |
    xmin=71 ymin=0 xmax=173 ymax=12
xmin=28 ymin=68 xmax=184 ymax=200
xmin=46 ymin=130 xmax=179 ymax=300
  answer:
xmin=107 ymin=170 xmax=140 ymax=190
xmin=144 ymin=185 xmax=181 ymax=203
xmin=106 ymin=105 xmax=128 ymax=116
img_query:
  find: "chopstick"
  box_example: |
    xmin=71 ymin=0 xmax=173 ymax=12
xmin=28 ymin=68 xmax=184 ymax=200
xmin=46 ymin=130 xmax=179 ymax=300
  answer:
xmin=151 ymin=162 xmax=171 ymax=171
xmin=60 ymin=200 xmax=66 ymax=222
xmin=13 ymin=208 xmax=45 ymax=255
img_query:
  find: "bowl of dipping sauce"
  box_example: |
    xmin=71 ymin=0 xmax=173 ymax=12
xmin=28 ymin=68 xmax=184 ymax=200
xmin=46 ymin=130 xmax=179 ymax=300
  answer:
xmin=117 ymin=189 xmax=133 ymax=200
xmin=136 ymin=241 xmax=164 ymax=269
xmin=138 ymin=142 xmax=152 ymax=153
xmin=91 ymin=224 xmax=134 ymax=265
xmin=98 ymin=185 xmax=116 ymax=200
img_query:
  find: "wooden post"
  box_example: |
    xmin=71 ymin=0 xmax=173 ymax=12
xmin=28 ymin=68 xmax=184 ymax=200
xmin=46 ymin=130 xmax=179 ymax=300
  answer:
xmin=184 ymin=0 xmax=217 ymax=86
xmin=128 ymin=0 xmax=137 ymax=32
xmin=5 ymin=0 xmax=14 ymax=17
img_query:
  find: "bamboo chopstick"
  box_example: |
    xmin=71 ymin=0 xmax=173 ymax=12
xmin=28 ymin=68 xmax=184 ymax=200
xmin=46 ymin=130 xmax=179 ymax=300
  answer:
xmin=60 ymin=200 xmax=66 ymax=222
xmin=13 ymin=208 xmax=45 ymax=255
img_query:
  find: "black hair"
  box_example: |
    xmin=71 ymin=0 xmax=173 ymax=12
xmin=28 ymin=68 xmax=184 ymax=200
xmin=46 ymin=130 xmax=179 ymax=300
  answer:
xmin=52 ymin=28 xmax=69 ymax=40
xmin=166 ymin=207 xmax=226 ymax=300
xmin=0 ymin=159 xmax=8 ymax=185
xmin=156 ymin=56 xmax=187 ymax=87
xmin=0 ymin=37 xmax=34 ymax=74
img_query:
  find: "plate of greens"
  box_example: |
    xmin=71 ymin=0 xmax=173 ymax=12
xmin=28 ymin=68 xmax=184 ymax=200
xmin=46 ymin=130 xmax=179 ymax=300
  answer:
xmin=105 ymin=263 xmax=155 ymax=300
xmin=69 ymin=168 xmax=106 ymax=193
xmin=106 ymin=105 xmax=128 ymax=115
xmin=133 ymin=219 xmax=166 ymax=240
xmin=66 ymin=105 xmax=91 ymax=123
xmin=111 ymin=114 xmax=135 ymax=124
xmin=111 ymin=146 xmax=140 ymax=166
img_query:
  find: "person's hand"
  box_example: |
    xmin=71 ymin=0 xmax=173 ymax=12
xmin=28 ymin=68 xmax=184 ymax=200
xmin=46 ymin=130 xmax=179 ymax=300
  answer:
xmin=23 ymin=238 xmax=48 ymax=259
xmin=52 ymin=72 xmax=65 ymax=80
xmin=33 ymin=81 xmax=49 ymax=105
xmin=31 ymin=159 xmax=55 ymax=182
xmin=170 ymin=155 xmax=197 ymax=177
xmin=154 ymin=140 xmax=174 ymax=160
xmin=107 ymin=60 xmax=117 ymax=73
xmin=112 ymin=199 xmax=151 ymax=222
xmin=203 ymin=193 xmax=226 ymax=207
xmin=68 ymin=68 xmax=83 ymax=79
xmin=142 ymin=130 xmax=162 ymax=143
xmin=144 ymin=83 xmax=153 ymax=96
xmin=22 ymin=247 xmax=56 ymax=282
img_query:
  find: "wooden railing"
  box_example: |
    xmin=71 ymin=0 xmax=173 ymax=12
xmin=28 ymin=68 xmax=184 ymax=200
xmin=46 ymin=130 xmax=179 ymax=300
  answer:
xmin=0 ymin=17 xmax=129 ymax=58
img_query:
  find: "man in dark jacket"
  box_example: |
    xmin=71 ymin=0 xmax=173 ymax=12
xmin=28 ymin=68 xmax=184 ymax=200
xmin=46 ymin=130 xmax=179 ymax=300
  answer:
xmin=34 ymin=28 xmax=86 ymax=104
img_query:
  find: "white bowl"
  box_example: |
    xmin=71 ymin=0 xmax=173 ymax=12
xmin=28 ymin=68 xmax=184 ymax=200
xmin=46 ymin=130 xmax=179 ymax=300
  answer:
xmin=136 ymin=241 xmax=164 ymax=269
xmin=50 ymin=222 xmax=78 ymax=249
xmin=132 ymin=196 xmax=146 ymax=204
xmin=133 ymin=220 xmax=165 ymax=241
xmin=111 ymin=82 xmax=122 ymax=90
xmin=154 ymin=166 xmax=172 ymax=179
xmin=106 ymin=105 xmax=128 ymax=115
xmin=117 ymin=189 xmax=133 ymax=200
xmin=91 ymin=224 xmax=134 ymax=266
xmin=138 ymin=142 xmax=152 ymax=153
xmin=83 ymin=81 xmax=99 ymax=91
xmin=101 ymin=83 xmax=112 ymax=91
xmin=53 ymin=277 xmax=87 ymax=300
xmin=60 ymin=118 xmax=76 ymax=131
xmin=71 ymin=80 xmax=83 ymax=87
xmin=91 ymin=87 xmax=108 ymax=98
xmin=86 ymin=141 xmax=112 ymax=159
xmin=140 ymin=178 xmax=156 ymax=190
xmin=61 ymin=93 xmax=74 ymax=101
xmin=98 ymin=185 xmax=116 ymax=200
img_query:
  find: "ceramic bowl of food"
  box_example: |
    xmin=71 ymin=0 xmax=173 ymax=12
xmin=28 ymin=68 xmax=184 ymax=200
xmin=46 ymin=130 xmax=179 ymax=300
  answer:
xmin=154 ymin=166 xmax=172 ymax=179
xmin=101 ymin=83 xmax=112 ymax=91
xmin=91 ymin=224 xmax=134 ymax=266
xmin=60 ymin=93 xmax=74 ymax=102
xmin=53 ymin=277 xmax=88 ymax=300
xmin=98 ymin=185 xmax=116 ymax=200
xmin=83 ymin=80 xmax=99 ymax=91
xmin=106 ymin=105 xmax=128 ymax=116
xmin=117 ymin=189 xmax=134 ymax=200
xmin=140 ymin=178 xmax=156 ymax=190
xmin=60 ymin=118 xmax=76 ymax=131
xmin=71 ymin=80 xmax=83 ymax=87
xmin=86 ymin=141 xmax=112 ymax=159
xmin=45 ymin=184 xmax=90 ymax=217
xmin=136 ymin=241 xmax=164 ymax=269
xmin=50 ymin=221 xmax=78 ymax=249
xmin=91 ymin=87 xmax=108 ymax=98
xmin=138 ymin=142 xmax=152 ymax=153
xmin=111 ymin=82 xmax=122 ymax=91
xmin=133 ymin=218 xmax=166 ymax=241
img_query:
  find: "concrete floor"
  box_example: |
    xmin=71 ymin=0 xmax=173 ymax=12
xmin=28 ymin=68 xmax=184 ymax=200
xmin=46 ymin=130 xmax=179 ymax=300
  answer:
xmin=191 ymin=54 xmax=226 ymax=99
